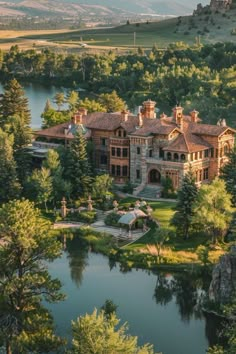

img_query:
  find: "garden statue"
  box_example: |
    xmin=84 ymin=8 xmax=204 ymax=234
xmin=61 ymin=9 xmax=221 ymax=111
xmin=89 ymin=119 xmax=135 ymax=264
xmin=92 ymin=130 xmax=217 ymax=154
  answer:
xmin=113 ymin=200 xmax=119 ymax=212
xmin=61 ymin=197 xmax=67 ymax=218
xmin=87 ymin=194 xmax=93 ymax=211
xmin=135 ymin=200 xmax=141 ymax=209
xmin=146 ymin=205 xmax=153 ymax=217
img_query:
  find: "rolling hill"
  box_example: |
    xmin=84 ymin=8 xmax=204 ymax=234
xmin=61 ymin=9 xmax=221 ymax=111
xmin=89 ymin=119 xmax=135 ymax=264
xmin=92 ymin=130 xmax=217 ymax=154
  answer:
xmin=0 ymin=0 xmax=210 ymax=17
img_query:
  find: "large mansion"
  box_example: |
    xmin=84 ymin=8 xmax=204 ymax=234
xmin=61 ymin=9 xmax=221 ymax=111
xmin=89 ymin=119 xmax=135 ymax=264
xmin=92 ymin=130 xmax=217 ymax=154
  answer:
xmin=34 ymin=100 xmax=235 ymax=190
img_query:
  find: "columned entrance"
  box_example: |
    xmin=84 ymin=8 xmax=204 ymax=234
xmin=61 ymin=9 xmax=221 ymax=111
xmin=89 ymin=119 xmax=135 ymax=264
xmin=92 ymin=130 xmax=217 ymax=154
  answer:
xmin=149 ymin=169 xmax=161 ymax=184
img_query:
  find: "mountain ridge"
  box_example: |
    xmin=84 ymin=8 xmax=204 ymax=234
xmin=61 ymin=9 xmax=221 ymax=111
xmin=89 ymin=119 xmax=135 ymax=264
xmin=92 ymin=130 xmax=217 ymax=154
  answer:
xmin=0 ymin=0 xmax=210 ymax=17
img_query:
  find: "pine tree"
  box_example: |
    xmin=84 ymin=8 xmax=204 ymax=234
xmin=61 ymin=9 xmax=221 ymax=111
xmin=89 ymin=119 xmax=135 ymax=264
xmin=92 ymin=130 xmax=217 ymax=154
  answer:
xmin=220 ymin=146 xmax=236 ymax=206
xmin=0 ymin=199 xmax=64 ymax=353
xmin=0 ymin=128 xmax=21 ymax=203
xmin=68 ymin=131 xmax=93 ymax=197
xmin=44 ymin=98 xmax=52 ymax=113
xmin=0 ymin=79 xmax=31 ymax=127
xmin=170 ymin=170 xmax=198 ymax=239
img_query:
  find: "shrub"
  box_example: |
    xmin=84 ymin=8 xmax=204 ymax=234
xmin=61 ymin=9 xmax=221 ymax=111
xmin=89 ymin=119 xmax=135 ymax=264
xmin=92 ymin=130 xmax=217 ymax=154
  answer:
xmin=122 ymin=181 xmax=134 ymax=194
xmin=67 ymin=211 xmax=97 ymax=224
xmin=104 ymin=212 xmax=121 ymax=227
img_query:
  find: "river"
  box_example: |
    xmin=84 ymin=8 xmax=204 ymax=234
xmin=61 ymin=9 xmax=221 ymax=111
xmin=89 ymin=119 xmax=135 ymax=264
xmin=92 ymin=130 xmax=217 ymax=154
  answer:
xmin=47 ymin=238 xmax=223 ymax=354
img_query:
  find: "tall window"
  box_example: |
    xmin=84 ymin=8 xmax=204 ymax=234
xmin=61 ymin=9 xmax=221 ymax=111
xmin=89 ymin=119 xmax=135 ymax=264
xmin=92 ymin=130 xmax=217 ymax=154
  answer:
xmin=159 ymin=148 xmax=164 ymax=158
xmin=117 ymin=165 xmax=121 ymax=176
xmin=203 ymin=168 xmax=209 ymax=180
xmin=199 ymin=170 xmax=202 ymax=181
xmin=122 ymin=166 xmax=128 ymax=176
xmin=111 ymin=165 xmax=115 ymax=176
xmin=101 ymin=138 xmax=107 ymax=146
xmin=111 ymin=147 xmax=115 ymax=156
xmin=136 ymin=170 xmax=140 ymax=179
xmin=204 ymin=149 xmax=209 ymax=158
xmin=117 ymin=148 xmax=121 ymax=157
xmin=100 ymin=155 xmax=107 ymax=165
xmin=149 ymin=150 xmax=153 ymax=157
xmin=137 ymin=147 xmax=141 ymax=155
xmin=123 ymin=148 xmax=128 ymax=157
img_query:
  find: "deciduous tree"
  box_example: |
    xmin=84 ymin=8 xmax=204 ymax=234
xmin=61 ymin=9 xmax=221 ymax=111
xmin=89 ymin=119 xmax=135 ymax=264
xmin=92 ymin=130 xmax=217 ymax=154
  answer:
xmin=193 ymin=178 xmax=232 ymax=243
xmin=70 ymin=309 xmax=158 ymax=354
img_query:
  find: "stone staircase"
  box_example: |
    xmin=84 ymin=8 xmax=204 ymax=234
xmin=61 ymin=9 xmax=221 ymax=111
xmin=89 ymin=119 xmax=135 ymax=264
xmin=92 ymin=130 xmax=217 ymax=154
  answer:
xmin=138 ymin=184 xmax=163 ymax=199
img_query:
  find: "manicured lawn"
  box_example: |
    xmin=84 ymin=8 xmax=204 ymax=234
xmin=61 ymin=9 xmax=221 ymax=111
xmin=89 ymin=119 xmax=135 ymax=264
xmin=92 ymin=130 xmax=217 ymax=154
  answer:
xmin=119 ymin=197 xmax=228 ymax=265
xmin=120 ymin=197 xmax=176 ymax=229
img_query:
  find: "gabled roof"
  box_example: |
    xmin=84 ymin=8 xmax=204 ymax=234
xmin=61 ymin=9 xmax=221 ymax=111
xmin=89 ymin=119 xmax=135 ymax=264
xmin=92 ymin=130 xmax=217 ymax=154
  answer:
xmin=84 ymin=112 xmax=138 ymax=132
xmin=130 ymin=118 xmax=179 ymax=137
xmin=163 ymin=131 xmax=212 ymax=153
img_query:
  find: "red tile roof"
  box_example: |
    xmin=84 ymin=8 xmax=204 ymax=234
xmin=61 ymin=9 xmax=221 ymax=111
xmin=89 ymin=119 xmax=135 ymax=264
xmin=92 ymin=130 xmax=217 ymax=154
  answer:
xmin=35 ymin=111 xmax=235 ymax=152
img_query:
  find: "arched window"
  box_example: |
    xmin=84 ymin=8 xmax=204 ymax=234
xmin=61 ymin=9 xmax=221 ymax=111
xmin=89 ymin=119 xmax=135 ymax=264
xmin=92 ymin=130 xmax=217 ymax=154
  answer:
xmin=167 ymin=152 xmax=172 ymax=161
xmin=174 ymin=153 xmax=179 ymax=161
xmin=181 ymin=154 xmax=186 ymax=162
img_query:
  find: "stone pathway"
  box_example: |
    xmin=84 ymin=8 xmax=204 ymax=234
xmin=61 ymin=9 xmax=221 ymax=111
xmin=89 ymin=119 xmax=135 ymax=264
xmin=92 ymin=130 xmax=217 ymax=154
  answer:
xmin=54 ymin=209 xmax=146 ymax=243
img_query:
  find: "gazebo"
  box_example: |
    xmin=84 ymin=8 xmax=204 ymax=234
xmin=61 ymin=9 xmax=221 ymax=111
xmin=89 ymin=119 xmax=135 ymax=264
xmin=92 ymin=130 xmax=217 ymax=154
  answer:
xmin=118 ymin=209 xmax=147 ymax=238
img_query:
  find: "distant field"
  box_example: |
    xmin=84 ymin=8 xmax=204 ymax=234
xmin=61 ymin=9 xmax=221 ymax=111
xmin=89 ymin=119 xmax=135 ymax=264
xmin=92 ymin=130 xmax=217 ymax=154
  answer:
xmin=0 ymin=9 xmax=236 ymax=51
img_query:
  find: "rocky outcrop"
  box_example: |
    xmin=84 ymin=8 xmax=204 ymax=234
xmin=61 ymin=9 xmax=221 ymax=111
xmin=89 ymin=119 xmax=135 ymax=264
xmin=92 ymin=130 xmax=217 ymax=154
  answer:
xmin=209 ymin=246 xmax=236 ymax=304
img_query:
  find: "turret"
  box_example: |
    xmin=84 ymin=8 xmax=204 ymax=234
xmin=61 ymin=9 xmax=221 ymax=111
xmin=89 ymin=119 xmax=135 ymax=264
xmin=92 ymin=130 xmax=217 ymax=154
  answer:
xmin=142 ymin=99 xmax=156 ymax=119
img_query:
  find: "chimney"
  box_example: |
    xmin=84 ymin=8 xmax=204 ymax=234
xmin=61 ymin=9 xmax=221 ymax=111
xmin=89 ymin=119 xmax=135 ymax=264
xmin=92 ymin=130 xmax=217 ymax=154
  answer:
xmin=160 ymin=112 xmax=167 ymax=120
xmin=137 ymin=112 xmax=143 ymax=127
xmin=173 ymin=105 xmax=184 ymax=129
xmin=221 ymin=118 xmax=227 ymax=127
xmin=78 ymin=107 xmax=88 ymax=116
xmin=142 ymin=99 xmax=156 ymax=119
xmin=72 ymin=112 xmax=83 ymax=125
xmin=190 ymin=109 xmax=199 ymax=123
xmin=121 ymin=109 xmax=129 ymax=122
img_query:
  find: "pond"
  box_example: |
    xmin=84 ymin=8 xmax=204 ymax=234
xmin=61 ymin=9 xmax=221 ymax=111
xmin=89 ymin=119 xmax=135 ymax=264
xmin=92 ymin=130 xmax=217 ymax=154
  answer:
xmin=47 ymin=238 xmax=223 ymax=354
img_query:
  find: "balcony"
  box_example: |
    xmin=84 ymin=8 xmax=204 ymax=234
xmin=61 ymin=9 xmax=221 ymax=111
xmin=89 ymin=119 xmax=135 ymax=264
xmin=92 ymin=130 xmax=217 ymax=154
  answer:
xmin=146 ymin=157 xmax=189 ymax=168
xmin=110 ymin=138 xmax=130 ymax=146
xmin=32 ymin=141 xmax=61 ymax=149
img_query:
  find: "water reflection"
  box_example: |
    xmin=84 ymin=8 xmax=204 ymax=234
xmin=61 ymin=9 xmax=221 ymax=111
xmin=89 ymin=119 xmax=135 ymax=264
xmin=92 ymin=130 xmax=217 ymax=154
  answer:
xmin=66 ymin=237 xmax=89 ymax=288
xmin=61 ymin=235 xmax=224 ymax=352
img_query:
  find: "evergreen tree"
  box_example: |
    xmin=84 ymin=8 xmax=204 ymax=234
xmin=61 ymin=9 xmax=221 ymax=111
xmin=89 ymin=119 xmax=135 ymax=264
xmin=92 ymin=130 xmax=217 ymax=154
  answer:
xmin=0 ymin=199 xmax=64 ymax=353
xmin=67 ymin=90 xmax=79 ymax=112
xmin=43 ymin=149 xmax=72 ymax=203
xmin=67 ymin=131 xmax=93 ymax=197
xmin=0 ymin=79 xmax=31 ymax=127
xmin=5 ymin=114 xmax=32 ymax=184
xmin=0 ymin=128 xmax=21 ymax=203
xmin=170 ymin=171 xmax=198 ymax=239
xmin=43 ymin=98 xmax=52 ymax=113
xmin=220 ymin=146 xmax=236 ymax=206
xmin=54 ymin=92 xmax=65 ymax=111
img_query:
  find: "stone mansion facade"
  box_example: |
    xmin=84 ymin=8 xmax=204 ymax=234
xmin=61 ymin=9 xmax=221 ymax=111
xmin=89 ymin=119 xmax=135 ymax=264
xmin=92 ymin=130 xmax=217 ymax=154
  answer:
xmin=35 ymin=100 xmax=235 ymax=190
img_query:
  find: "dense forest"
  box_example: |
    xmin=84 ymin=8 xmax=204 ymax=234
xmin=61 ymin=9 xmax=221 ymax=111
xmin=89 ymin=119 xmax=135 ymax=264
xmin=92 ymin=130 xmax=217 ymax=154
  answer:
xmin=0 ymin=41 xmax=235 ymax=126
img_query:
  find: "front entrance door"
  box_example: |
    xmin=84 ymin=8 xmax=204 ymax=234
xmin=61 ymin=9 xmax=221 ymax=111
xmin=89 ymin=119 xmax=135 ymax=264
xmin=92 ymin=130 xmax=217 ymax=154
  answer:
xmin=149 ymin=169 xmax=161 ymax=184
